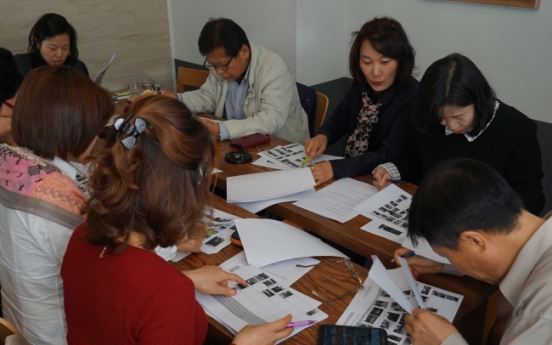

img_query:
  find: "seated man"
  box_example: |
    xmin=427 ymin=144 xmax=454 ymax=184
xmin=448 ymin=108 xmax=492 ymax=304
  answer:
xmin=163 ymin=18 xmax=309 ymax=143
xmin=398 ymin=158 xmax=551 ymax=345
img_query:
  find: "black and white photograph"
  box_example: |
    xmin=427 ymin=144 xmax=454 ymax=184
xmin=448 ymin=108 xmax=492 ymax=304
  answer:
xmin=369 ymin=307 xmax=384 ymax=317
xmin=386 ymin=312 xmax=400 ymax=322
xmin=388 ymin=334 xmax=402 ymax=343
xmin=390 ymin=302 xmax=404 ymax=312
xmin=379 ymin=224 xmax=402 ymax=236
xmin=393 ymin=324 xmax=406 ymax=335
xmin=233 ymin=283 xmax=249 ymax=290
xmin=432 ymin=291 xmax=446 ymax=298
xmin=446 ymin=295 xmax=459 ymax=302
xmin=379 ymin=291 xmax=390 ymax=298
xmin=380 ymin=320 xmax=390 ymax=330
xmin=205 ymin=236 xmax=224 ymax=247
xmin=262 ymin=289 xmax=274 ymax=297
xmin=306 ymin=309 xmax=319 ymax=316
xmin=420 ymin=285 xmax=431 ymax=296
xmin=427 ymin=307 xmax=439 ymax=313
xmin=255 ymin=273 xmax=269 ymax=281
xmin=375 ymin=300 xmax=388 ymax=308
xmin=365 ymin=315 xmax=378 ymax=324
xmin=279 ymin=290 xmax=293 ymax=299
xmin=245 ymin=277 xmax=259 ymax=286
xmin=271 ymin=286 xmax=284 ymax=293
xmin=263 ymin=279 xmax=276 ymax=286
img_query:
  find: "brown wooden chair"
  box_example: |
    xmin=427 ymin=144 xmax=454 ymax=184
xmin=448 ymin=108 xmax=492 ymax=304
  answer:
xmin=0 ymin=318 xmax=29 ymax=345
xmin=313 ymin=92 xmax=329 ymax=135
xmin=176 ymin=67 xmax=210 ymax=93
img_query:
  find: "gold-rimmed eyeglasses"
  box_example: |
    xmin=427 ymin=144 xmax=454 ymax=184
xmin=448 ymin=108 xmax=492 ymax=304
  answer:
xmin=297 ymin=259 xmax=364 ymax=302
xmin=203 ymin=56 xmax=234 ymax=72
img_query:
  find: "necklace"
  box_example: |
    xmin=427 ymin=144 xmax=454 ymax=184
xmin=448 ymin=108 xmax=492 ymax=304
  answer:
xmin=99 ymin=245 xmax=108 ymax=258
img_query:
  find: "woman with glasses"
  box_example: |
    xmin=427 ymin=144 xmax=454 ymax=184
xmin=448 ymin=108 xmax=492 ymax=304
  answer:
xmin=61 ymin=96 xmax=293 ymax=344
xmin=161 ymin=17 xmax=309 ymax=143
xmin=373 ymin=53 xmax=544 ymax=215
xmin=15 ymin=13 xmax=88 ymax=77
xmin=305 ymin=17 xmax=418 ymax=186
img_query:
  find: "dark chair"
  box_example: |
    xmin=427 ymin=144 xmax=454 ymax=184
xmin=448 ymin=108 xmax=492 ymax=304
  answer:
xmin=296 ymin=82 xmax=328 ymax=137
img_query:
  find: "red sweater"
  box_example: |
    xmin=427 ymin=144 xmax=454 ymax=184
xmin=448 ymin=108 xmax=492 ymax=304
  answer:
xmin=61 ymin=224 xmax=207 ymax=345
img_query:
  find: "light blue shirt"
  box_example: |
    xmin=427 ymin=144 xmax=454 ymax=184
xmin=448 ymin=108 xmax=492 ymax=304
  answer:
xmin=218 ymin=65 xmax=251 ymax=140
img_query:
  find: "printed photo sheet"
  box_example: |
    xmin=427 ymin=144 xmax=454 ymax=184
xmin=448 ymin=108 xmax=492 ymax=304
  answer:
xmin=197 ymin=252 xmax=327 ymax=342
xmin=354 ymin=184 xmax=411 ymax=231
xmin=254 ymin=143 xmax=343 ymax=170
xmin=294 ymin=178 xmax=378 ymax=223
xmin=337 ymin=267 xmax=463 ymax=345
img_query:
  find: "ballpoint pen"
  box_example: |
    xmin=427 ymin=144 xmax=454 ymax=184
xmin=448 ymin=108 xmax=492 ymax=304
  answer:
xmin=391 ymin=251 xmax=417 ymax=263
xmin=300 ymin=156 xmax=310 ymax=168
xmin=286 ymin=320 xmax=316 ymax=328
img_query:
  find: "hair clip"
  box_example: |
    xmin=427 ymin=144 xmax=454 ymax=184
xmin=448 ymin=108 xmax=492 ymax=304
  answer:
xmin=114 ymin=115 xmax=147 ymax=150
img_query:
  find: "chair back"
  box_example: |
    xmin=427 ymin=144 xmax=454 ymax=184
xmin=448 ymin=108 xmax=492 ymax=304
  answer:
xmin=296 ymin=82 xmax=317 ymax=137
xmin=176 ymin=67 xmax=210 ymax=93
xmin=313 ymin=91 xmax=329 ymax=135
xmin=0 ymin=318 xmax=29 ymax=345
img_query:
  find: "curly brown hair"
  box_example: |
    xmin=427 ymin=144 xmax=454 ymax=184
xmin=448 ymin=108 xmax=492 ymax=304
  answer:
xmin=83 ymin=96 xmax=214 ymax=253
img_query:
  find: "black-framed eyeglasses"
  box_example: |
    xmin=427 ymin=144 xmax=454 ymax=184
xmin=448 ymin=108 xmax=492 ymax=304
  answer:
xmin=296 ymin=259 xmax=364 ymax=302
xmin=204 ymin=56 xmax=234 ymax=72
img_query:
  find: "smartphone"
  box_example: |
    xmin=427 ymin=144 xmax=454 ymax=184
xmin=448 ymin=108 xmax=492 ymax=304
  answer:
xmin=317 ymin=325 xmax=387 ymax=345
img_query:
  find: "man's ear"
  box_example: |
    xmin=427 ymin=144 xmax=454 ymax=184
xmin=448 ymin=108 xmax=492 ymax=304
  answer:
xmin=240 ymin=44 xmax=250 ymax=59
xmin=459 ymin=230 xmax=487 ymax=253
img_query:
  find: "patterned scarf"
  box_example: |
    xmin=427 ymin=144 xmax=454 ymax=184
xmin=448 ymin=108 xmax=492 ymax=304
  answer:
xmin=0 ymin=144 xmax=85 ymax=228
xmin=344 ymin=92 xmax=382 ymax=158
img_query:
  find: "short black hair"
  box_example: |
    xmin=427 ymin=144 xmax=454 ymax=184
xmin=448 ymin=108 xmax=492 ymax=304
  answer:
xmin=408 ymin=158 xmax=523 ymax=250
xmin=27 ymin=13 xmax=80 ymax=68
xmin=349 ymin=17 xmax=416 ymax=85
xmin=0 ymin=47 xmax=23 ymax=104
xmin=198 ymin=18 xmax=250 ymax=57
xmin=412 ymin=53 xmax=496 ymax=136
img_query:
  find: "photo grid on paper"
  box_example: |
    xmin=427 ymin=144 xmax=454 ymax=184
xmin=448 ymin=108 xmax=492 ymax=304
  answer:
xmin=370 ymin=194 xmax=410 ymax=230
xmin=349 ymin=283 xmax=462 ymax=345
xmin=220 ymin=261 xmax=323 ymax=324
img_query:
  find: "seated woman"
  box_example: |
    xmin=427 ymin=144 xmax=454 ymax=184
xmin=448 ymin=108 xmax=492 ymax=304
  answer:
xmin=374 ymin=53 xmax=544 ymax=215
xmin=305 ymin=17 xmax=418 ymax=186
xmin=61 ymin=96 xmax=292 ymax=344
xmin=0 ymin=47 xmax=23 ymax=145
xmin=0 ymin=66 xmax=113 ymax=345
xmin=15 ymin=13 xmax=88 ymax=77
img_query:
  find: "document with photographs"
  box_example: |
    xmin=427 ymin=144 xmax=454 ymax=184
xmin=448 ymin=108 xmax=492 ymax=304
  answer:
xmin=354 ymin=184 xmax=411 ymax=230
xmin=254 ymin=143 xmax=343 ymax=170
xmin=227 ymin=168 xmax=315 ymax=203
xmin=294 ymin=178 xmax=379 ymax=223
xmin=196 ymin=252 xmax=328 ymax=342
xmin=235 ymin=189 xmax=320 ymax=214
xmin=337 ymin=256 xmax=463 ymax=345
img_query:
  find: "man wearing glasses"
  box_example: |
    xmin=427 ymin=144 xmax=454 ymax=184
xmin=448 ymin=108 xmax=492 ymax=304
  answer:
xmin=163 ymin=17 xmax=309 ymax=143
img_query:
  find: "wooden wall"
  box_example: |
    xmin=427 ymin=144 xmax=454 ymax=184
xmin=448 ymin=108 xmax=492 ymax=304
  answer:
xmin=0 ymin=0 xmax=173 ymax=92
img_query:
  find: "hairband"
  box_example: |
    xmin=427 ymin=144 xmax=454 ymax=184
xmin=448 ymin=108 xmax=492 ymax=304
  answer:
xmin=114 ymin=115 xmax=147 ymax=150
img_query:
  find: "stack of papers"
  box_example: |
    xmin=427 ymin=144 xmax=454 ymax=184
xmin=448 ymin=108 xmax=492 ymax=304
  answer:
xmin=227 ymin=169 xmax=317 ymax=213
xmin=294 ymin=178 xmax=379 ymax=223
xmin=253 ymin=143 xmax=343 ymax=170
xmin=234 ymin=218 xmax=348 ymax=267
xmin=357 ymin=185 xmax=449 ymax=264
xmin=197 ymin=252 xmax=328 ymax=342
xmin=338 ymin=256 xmax=463 ymax=345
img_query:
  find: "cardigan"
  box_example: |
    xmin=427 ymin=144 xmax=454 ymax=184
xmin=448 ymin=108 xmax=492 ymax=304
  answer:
xmin=393 ymin=100 xmax=545 ymax=215
xmin=62 ymin=224 xmax=207 ymax=345
xmin=14 ymin=53 xmax=89 ymax=77
xmin=317 ymin=76 xmax=418 ymax=178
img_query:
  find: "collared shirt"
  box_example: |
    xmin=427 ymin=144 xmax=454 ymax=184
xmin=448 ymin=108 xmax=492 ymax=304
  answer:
xmin=444 ymin=101 xmax=499 ymax=142
xmin=442 ymin=218 xmax=552 ymax=345
xmin=218 ymin=64 xmax=251 ymax=140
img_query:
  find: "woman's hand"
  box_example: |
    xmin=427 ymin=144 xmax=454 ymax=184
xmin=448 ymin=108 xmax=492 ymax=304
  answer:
xmin=304 ymin=134 xmax=328 ymax=160
xmin=232 ymin=315 xmax=293 ymax=345
xmin=310 ymin=161 xmax=334 ymax=186
xmin=182 ymin=266 xmax=246 ymax=296
xmin=394 ymin=248 xmax=444 ymax=279
xmin=159 ymin=90 xmax=178 ymax=99
xmin=372 ymin=166 xmax=392 ymax=190
xmin=405 ymin=309 xmax=458 ymax=345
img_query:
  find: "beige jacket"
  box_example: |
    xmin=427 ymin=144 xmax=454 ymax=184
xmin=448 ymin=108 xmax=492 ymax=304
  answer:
xmin=180 ymin=43 xmax=309 ymax=143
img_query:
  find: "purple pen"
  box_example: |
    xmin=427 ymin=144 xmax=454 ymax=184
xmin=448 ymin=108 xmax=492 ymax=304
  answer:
xmin=286 ymin=320 xmax=316 ymax=328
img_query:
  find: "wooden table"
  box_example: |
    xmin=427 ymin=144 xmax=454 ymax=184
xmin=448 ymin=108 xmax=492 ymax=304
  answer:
xmin=210 ymin=135 xmax=499 ymax=345
xmin=173 ymin=194 xmax=369 ymax=345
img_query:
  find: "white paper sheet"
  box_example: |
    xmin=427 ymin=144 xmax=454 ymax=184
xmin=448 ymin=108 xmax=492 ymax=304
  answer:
xmin=369 ymin=256 xmax=415 ymax=314
xmin=338 ymin=257 xmax=463 ymax=345
xmin=255 ymin=143 xmax=343 ymax=170
xmin=235 ymin=189 xmax=319 ymax=214
xmin=170 ymin=251 xmax=191 ymax=262
xmin=401 ymin=236 xmax=450 ymax=264
xmin=227 ymin=168 xmax=315 ymax=203
xmin=361 ymin=219 xmax=407 ymax=244
xmin=235 ymin=218 xmax=348 ymax=267
xmin=294 ymin=178 xmax=378 ymax=223
xmin=397 ymin=257 xmax=426 ymax=310
xmin=354 ymin=184 xmax=411 ymax=230
xmin=197 ymin=252 xmax=327 ymax=343
xmin=93 ymin=52 xmax=116 ymax=83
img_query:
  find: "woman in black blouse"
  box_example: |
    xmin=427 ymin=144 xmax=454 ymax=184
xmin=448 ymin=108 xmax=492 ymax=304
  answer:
xmin=374 ymin=53 xmax=544 ymax=215
xmin=305 ymin=17 xmax=418 ymax=186
xmin=15 ymin=13 xmax=88 ymax=77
